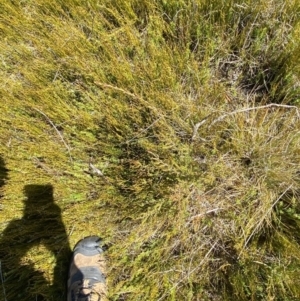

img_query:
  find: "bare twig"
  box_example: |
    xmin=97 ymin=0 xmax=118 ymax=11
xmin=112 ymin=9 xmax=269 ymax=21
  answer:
xmin=84 ymin=159 xmax=112 ymax=184
xmin=68 ymin=225 xmax=75 ymax=238
xmin=126 ymin=116 xmax=163 ymax=143
xmin=210 ymin=104 xmax=300 ymax=128
xmin=88 ymin=163 xmax=104 ymax=177
xmin=33 ymin=108 xmax=72 ymax=162
xmin=94 ymin=81 xmax=144 ymax=102
xmin=93 ymin=82 xmax=159 ymax=115
xmin=187 ymin=208 xmax=224 ymax=224
xmin=242 ymin=13 xmax=259 ymax=50
xmin=186 ymin=241 xmax=217 ymax=277
xmin=192 ymin=104 xmax=300 ymax=140
xmin=191 ymin=117 xmax=209 ymax=141
xmin=157 ymin=241 xmax=217 ymax=301
xmin=56 ymin=225 xmax=76 ymax=257
xmin=32 ymin=157 xmax=66 ymax=176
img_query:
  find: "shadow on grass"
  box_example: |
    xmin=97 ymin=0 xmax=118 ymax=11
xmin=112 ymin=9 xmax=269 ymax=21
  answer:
xmin=0 ymin=157 xmax=71 ymax=301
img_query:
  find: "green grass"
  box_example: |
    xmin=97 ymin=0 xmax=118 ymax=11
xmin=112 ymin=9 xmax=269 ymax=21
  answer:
xmin=1 ymin=0 xmax=300 ymax=300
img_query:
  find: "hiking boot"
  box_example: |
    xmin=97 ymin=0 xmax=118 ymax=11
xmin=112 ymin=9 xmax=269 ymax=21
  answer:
xmin=67 ymin=236 xmax=107 ymax=301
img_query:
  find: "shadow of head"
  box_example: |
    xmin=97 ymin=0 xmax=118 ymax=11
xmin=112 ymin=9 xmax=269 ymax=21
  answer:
xmin=24 ymin=184 xmax=54 ymax=200
xmin=23 ymin=184 xmax=59 ymax=218
xmin=0 ymin=156 xmax=9 ymax=188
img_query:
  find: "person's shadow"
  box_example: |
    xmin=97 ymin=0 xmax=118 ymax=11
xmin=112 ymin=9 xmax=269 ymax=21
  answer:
xmin=0 ymin=157 xmax=72 ymax=301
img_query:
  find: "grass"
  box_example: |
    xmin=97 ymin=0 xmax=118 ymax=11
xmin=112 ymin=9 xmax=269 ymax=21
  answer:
xmin=1 ymin=0 xmax=300 ymax=300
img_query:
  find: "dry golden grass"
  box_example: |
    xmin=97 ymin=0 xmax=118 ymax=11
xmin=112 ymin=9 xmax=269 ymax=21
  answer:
xmin=1 ymin=0 xmax=300 ymax=300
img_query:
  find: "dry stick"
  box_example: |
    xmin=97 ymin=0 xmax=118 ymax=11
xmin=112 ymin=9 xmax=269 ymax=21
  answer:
xmin=33 ymin=108 xmax=73 ymax=162
xmin=93 ymin=81 xmax=159 ymax=114
xmin=210 ymin=104 xmax=300 ymax=128
xmin=187 ymin=208 xmax=225 ymax=223
xmin=186 ymin=241 xmax=217 ymax=278
xmin=126 ymin=116 xmax=163 ymax=143
xmin=239 ymin=184 xmax=293 ymax=259
xmin=242 ymin=13 xmax=259 ymax=50
xmin=94 ymin=81 xmax=162 ymax=142
xmin=68 ymin=225 xmax=75 ymax=238
xmin=192 ymin=104 xmax=300 ymax=140
xmin=56 ymin=225 xmax=76 ymax=258
xmin=157 ymin=241 xmax=217 ymax=301
xmin=191 ymin=117 xmax=209 ymax=141
xmin=94 ymin=81 xmax=143 ymax=102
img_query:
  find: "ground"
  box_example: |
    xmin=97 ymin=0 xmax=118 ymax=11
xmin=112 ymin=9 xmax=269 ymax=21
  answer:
xmin=1 ymin=1 xmax=300 ymax=300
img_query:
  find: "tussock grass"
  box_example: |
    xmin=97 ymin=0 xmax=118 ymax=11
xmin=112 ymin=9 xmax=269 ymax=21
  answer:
xmin=1 ymin=0 xmax=300 ymax=300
